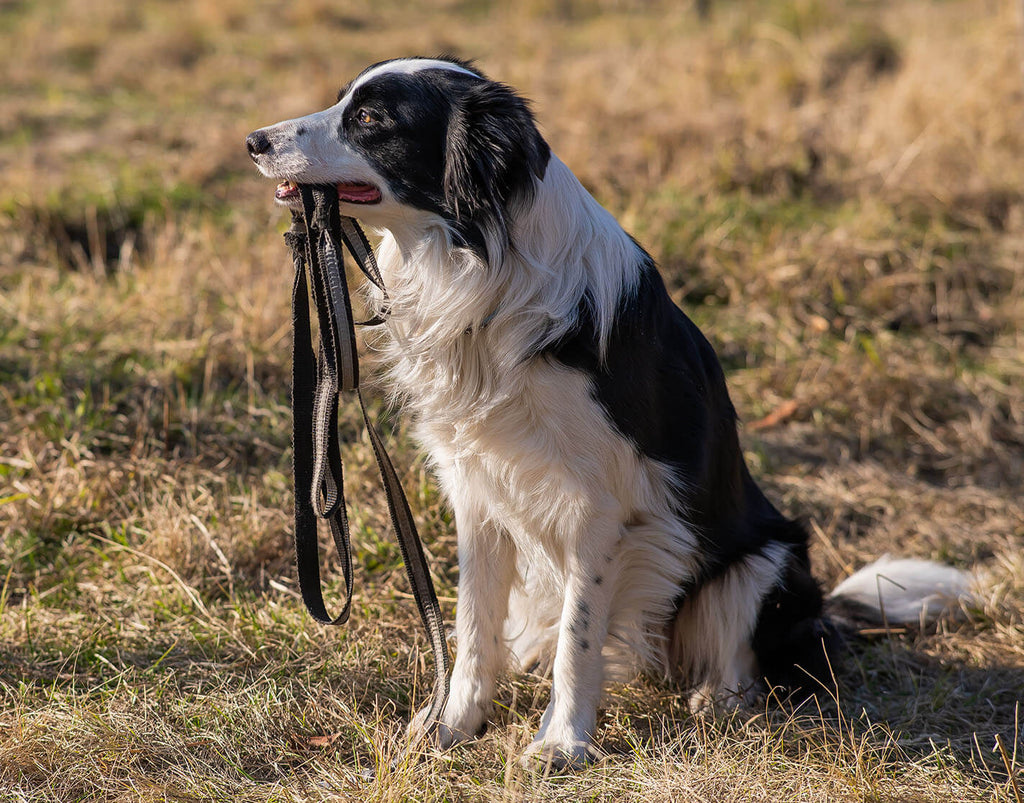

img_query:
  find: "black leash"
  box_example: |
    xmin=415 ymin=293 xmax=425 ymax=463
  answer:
xmin=285 ymin=184 xmax=449 ymax=732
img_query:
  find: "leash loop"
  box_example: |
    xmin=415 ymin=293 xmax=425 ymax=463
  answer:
xmin=285 ymin=186 xmax=449 ymax=732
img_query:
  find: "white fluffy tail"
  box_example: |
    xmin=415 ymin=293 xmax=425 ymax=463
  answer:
xmin=829 ymin=555 xmax=976 ymax=625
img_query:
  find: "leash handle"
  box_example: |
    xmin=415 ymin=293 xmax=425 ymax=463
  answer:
xmin=287 ymin=207 xmax=354 ymax=626
xmin=286 ymin=187 xmax=450 ymax=729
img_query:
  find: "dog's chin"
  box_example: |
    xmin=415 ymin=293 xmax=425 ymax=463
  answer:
xmin=273 ymin=180 xmax=383 ymax=208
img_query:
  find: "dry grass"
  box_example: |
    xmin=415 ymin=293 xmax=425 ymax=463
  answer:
xmin=1 ymin=0 xmax=1023 ymax=800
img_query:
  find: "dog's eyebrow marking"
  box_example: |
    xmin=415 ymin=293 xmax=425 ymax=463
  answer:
xmin=337 ymin=58 xmax=481 ymax=111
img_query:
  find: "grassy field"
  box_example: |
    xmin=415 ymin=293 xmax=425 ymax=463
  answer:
xmin=2 ymin=0 xmax=1023 ymax=799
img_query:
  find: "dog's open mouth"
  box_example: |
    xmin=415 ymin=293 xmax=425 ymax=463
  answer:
xmin=275 ymin=180 xmax=382 ymax=205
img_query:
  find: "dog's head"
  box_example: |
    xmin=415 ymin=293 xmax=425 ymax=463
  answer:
xmin=246 ymin=57 xmax=550 ymax=256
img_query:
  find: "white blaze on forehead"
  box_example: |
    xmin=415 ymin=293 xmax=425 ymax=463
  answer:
xmin=337 ymin=58 xmax=481 ymax=111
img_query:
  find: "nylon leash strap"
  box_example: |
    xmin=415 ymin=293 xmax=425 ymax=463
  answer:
xmin=285 ymin=184 xmax=450 ymax=732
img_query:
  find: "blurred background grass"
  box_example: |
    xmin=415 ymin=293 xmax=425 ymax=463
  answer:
xmin=1 ymin=0 xmax=1023 ymax=800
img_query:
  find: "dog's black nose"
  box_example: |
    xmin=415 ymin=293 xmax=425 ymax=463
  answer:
xmin=246 ymin=130 xmax=272 ymax=158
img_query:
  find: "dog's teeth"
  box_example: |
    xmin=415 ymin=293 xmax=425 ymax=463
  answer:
xmin=275 ymin=181 xmax=299 ymax=200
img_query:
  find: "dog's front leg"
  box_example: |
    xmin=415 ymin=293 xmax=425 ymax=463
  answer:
xmin=523 ymin=511 xmax=621 ymax=770
xmin=412 ymin=501 xmax=516 ymax=749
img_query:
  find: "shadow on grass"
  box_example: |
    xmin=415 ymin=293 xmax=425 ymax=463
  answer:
xmin=588 ymin=631 xmax=1022 ymax=789
xmin=2 ymin=607 xmax=1020 ymax=796
xmin=835 ymin=635 xmax=1023 ymax=780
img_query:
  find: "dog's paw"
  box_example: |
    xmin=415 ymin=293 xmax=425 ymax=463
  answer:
xmin=520 ymin=737 xmax=599 ymax=773
xmin=687 ymin=679 xmax=760 ymax=717
xmin=687 ymin=686 xmax=718 ymax=717
xmin=407 ymin=702 xmax=487 ymax=751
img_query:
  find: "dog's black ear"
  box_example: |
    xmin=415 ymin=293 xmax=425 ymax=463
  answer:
xmin=444 ymin=81 xmax=550 ymax=256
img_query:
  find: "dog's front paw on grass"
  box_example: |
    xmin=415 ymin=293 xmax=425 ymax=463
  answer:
xmin=520 ymin=737 xmax=601 ymax=773
xmin=407 ymin=706 xmax=485 ymax=753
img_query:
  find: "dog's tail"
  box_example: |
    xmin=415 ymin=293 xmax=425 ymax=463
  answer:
xmin=827 ymin=554 xmax=977 ymax=627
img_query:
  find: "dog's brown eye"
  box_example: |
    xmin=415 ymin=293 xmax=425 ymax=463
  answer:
xmin=357 ymin=109 xmax=374 ymax=125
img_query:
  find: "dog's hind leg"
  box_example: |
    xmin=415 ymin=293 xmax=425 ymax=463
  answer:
xmin=521 ymin=506 xmax=623 ymax=770
xmin=669 ymin=543 xmax=790 ymax=714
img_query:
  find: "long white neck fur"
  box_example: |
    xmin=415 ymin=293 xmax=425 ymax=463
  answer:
xmin=368 ymin=155 xmax=643 ymax=421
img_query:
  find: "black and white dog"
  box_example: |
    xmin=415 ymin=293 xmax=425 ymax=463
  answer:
xmin=247 ymin=57 xmax=972 ymax=767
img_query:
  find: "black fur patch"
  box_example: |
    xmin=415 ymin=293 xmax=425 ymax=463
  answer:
xmin=547 ymin=254 xmax=832 ymax=694
xmin=752 ymin=554 xmax=840 ymax=698
xmin=340 ymin=60 xmax=549 ymax=259
xmin=548 ymin=258 xmax=801 ymax=574
xmin=442 ymin=79 xmax=550 ymax=253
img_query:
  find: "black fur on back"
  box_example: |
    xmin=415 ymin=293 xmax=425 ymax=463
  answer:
xmin=547 ymin=253 xmax=838 ymax=696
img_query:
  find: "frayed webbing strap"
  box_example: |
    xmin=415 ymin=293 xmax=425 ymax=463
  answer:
xmin=285 ymin=185 xmax=449 ymax=731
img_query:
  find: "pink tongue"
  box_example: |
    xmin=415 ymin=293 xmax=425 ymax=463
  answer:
xmin=337 ymin=183 xmax=380 ymax=202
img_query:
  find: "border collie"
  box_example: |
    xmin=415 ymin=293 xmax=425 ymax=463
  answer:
xmin=246 ymin=57 xmax=973 ymax=768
